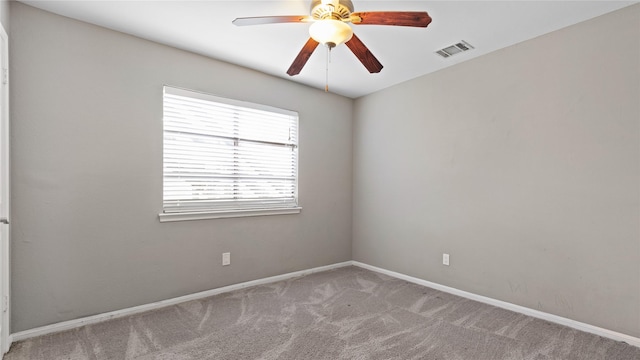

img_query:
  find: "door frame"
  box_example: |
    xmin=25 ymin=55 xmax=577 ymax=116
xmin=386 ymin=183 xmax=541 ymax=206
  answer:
xmin=0 ymin=22 xmax=10 ymax=356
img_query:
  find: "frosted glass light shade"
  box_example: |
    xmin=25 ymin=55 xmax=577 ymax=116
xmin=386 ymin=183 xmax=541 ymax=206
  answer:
xmin=309 ymin=20 xmax=353 ymax=47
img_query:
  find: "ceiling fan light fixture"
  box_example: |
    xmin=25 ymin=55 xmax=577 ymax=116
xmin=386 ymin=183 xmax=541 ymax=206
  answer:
xmin=309 ymin=20 xmax=353 ymax=48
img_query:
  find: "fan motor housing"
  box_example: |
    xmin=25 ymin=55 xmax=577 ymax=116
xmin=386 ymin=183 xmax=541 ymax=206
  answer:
xmin=310 ymin=0 xmax=354 ymax=20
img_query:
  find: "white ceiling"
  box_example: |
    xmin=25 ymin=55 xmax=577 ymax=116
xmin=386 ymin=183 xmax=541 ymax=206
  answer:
xmin=18 ymin=0 xmax=637 ymax=98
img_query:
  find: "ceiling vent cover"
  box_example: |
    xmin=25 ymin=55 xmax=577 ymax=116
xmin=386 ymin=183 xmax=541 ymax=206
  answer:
xmin=436 ymin=41 xmax=474 ymax=58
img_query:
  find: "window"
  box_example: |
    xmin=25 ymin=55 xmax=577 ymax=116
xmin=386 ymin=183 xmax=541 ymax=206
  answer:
xmin=160 ymin=86 xmax=300 ymax=222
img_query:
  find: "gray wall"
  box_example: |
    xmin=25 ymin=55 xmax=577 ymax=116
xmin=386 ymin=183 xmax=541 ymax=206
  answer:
xmin=10 ymin=2 xmax=352 ymax=332
xmin=353 ymin=4 xmax=640 ymax=337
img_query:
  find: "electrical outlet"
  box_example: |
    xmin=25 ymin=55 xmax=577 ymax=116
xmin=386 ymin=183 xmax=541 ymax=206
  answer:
xmin=443 ymin=253 xmax=450 ymax=266
xmin=222 ymin=252 xmax=231 ymax=266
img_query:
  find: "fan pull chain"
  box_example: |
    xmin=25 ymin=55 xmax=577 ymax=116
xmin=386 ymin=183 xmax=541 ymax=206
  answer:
xmin=325 ymin=45 xmax=331 ymax=92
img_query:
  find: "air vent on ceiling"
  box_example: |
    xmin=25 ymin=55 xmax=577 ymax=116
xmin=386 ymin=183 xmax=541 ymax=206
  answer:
xmin=436 ymin=41 xmax=474 ymax=58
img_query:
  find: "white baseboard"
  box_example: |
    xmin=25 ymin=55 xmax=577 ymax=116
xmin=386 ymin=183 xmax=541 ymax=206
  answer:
xmin=11 ymin=261 xmax=352 ymax=342
xmin=10 ymin=260 xmax=640 ymax=349
xmin=2 ymin=334 xmax=12 ymax=359
xmin=352 ymin=261 xmax=640 ymax=348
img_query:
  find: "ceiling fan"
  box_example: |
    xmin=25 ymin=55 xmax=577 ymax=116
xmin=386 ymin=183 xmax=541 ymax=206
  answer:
xmin=232 ymin=0 xmax=432 ymax=77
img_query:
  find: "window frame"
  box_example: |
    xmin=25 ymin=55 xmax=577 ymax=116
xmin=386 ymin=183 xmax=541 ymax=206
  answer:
xmin=159 ymin=86 xmax=301 ymax=222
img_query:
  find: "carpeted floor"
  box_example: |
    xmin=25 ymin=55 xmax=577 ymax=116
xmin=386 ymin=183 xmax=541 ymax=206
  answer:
xmin=6 ymin=266 xmax=640 ymax=359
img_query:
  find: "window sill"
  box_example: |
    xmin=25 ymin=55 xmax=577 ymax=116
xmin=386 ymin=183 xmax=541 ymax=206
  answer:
xmin=158 ymin=207 xmax=302 ymax=222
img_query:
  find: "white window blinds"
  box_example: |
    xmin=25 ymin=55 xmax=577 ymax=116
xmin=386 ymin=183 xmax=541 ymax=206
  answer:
xmin=163 ymin=86 xmax=299 ymax=214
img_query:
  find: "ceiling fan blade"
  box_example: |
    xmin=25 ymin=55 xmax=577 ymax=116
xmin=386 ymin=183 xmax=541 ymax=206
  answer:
xmin=232 ymin=15 xmax=312 ymax=26
xmin=287 ymin=38 xmax=320 ymax=76
xmin=350 ymin=11 xmax=432 ymax=27
xmin=345 ymin=33 xmax=383 ymax=74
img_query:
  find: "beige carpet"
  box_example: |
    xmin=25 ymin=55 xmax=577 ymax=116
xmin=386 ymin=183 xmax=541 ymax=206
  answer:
xmin=6 ymin=266 xmax=640 ymax=359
